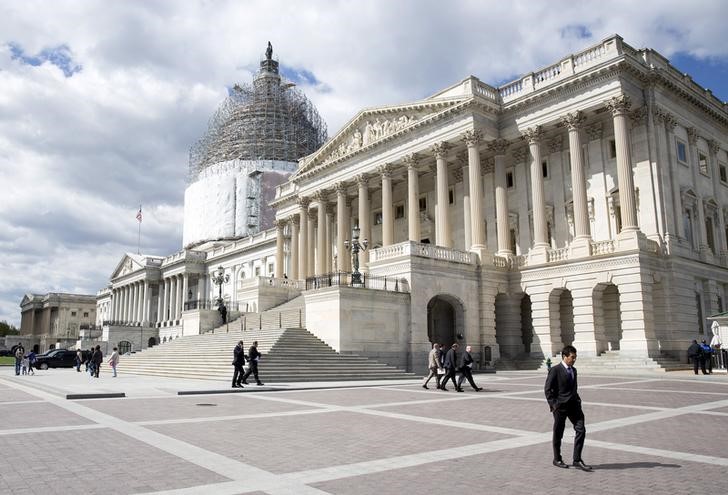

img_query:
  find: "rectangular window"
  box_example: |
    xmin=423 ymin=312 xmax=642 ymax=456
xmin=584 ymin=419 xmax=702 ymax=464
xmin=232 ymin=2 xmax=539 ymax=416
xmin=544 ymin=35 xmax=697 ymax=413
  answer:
xmin=373 ymin=211 xmax=383 ymax=225
xmin=506 ymin=170 xmax=515 ymax=189
xmin=418 ymin=196 xmax=427 ymax=212
xmin=71 ymin=311 xmax=77 ymax=317
xmin=542 ymin=160 xmax=549 ymax=178
xmin=706 ymin=217 xmax=715 ymax=254
xmin=268 ymin=263 xmax=274 ymax=274
xmin=254 ymin=266 xmax=261 ymax=276
xmin=83 ymin=312 xmax=89 ymax=318
xmin=720 ymin=163 xmax=727 ymax=183
xmin=608 ymin=140 xmax=617 ymax=160
xmin=698 ymin=152 xmax=709 ymax=175
xmin=448 ymin=186 xmax=455 ymax=204
xmin=676 ymin=139 xmax=688 ymax=164
xmin=395 ymin=204 xmax=405 ymax=219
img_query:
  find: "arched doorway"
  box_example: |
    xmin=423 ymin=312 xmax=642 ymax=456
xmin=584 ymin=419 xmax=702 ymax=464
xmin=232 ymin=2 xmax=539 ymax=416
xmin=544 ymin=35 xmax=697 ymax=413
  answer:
xmin=148 ymin=337 xmax=158 ymax=348
xmin=427 ymin=295 xmax=463 ymax=349
xmin=549 ymin=288 xmax=574 ymax=349
xmin=594 ymin=283 xmax=622 ymax=352
xmin=118 ymin=341 xmax=131 ymax=355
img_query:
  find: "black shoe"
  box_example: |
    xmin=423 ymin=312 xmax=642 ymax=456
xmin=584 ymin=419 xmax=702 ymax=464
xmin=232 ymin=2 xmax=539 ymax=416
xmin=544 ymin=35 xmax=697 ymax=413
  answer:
xmin=552 ymin=460 xmax=569 ymax=469
xmin=441 ymin=387 xmax=448 ymax=391
xmin=256 ymin=382 xmax=264 ymax=386
xmin=422 ymin=384 xmax=428 ymax=389
xmin=475 ymin=387 xmax=484 ymax=392
xmin=242 ymin=380 xmax=249 ymax=385
xmin=572 ymin=460 xmax=593 ymax=471
xmin=456 ymin=388 xmax=464 ymax=392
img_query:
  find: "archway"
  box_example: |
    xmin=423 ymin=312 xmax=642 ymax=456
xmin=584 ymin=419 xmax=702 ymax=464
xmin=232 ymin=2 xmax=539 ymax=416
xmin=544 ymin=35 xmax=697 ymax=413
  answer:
xmin=118 ymin=341 xmax=131 ymax=355
xmin=495 ymin=293 xmax=533 ymax=358
xmin=148 ymin=337 xmax=158 ymax=348
xmin=427 ymin=295 xmax=463 ymax=349
xmin=593 ymin=283 xmax=622 ymax=352
xmin=549 ymin=288 xmax=574 ymax=350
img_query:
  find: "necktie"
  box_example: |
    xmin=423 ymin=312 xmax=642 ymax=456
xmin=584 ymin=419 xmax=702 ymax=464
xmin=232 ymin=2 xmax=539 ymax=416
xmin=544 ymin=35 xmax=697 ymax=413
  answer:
xmin=567 ymin=366 xmax=574 ymax=382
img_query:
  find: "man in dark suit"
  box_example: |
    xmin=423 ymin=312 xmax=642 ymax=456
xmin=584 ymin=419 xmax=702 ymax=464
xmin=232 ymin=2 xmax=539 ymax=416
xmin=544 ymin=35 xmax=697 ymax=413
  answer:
xmin=544 ymin=345 xmax=591 ymax=471
xmin=242 ymin=341 xmax=264 ymax=386
xmin=232 ymin=340 xmax=245 ymax=388
xmin=457 ymin=345 xmax=483 ymax=391
xmin=439 ymin=343 xmax=461 ymax=392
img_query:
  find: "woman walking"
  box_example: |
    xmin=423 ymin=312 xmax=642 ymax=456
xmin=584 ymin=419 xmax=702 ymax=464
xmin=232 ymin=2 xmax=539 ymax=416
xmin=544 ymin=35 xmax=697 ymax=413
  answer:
xmin=108 ymin=347 xmax=120 ymax=377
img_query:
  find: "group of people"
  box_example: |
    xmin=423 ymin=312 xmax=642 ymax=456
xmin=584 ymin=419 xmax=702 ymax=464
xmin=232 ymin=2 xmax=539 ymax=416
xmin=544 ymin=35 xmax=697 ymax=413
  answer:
xmin=10 ymin=343 xmax=36 ymax=376
xmin=231 ymin=340 xmax=264 ymax=388
xmin=422 ymin=343 xmax=483 ymax=392
xmin=687 ymin=339 xmax=717 ymax=375
xmin=75 ymin=346 xmax=119 ymax=378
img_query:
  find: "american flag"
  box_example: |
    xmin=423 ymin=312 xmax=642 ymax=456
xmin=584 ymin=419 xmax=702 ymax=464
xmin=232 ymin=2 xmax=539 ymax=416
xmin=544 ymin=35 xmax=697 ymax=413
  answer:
xmin=136 ymin=207 xmax=142 ymax=223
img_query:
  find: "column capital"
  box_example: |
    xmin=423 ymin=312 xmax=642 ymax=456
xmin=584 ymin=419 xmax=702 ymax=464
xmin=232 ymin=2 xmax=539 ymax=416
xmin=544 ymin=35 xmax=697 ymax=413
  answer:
xmin=605 ymin=94 xmax=631 ymax=116
xmin=403 ymin=153 xmax=419 ymax=169
xmin=462 ymin=129 xmax=483 ymax=147
xmin=686 ymin=127 xmax=699 ymax=145
xmin=333 ymin=181 xmax=348 ymax=195
xmin=561 ymin=110 xmax=586 ymax=131
xmin=708 ymin=139 xmax=721 ymax=156
xmin=432 ymin=141 xmax=451 ymax=159
xmin=585 ymin=123 xmax=603 ymax=141
xmin=297 ymin=196 xmax=310 ymax=208
xmin=289 ymin=214 xmax=300 ymax=227
xmin=521 ymin=126 xmax=543 ymax=145
xmin=313 ymin=190 xmax=329 ymax=206
xmin=354 ymin=173 xmax=369 ymax=187
xmin=378 ymin=163 xmax=394 ymax=178
xmin=487 ymin=138 xmax=510 ymax=155
xmin=655 ymin=109 xmax=678 ymax=130
xmin=274 ymin=219 xmax=286 ymax=230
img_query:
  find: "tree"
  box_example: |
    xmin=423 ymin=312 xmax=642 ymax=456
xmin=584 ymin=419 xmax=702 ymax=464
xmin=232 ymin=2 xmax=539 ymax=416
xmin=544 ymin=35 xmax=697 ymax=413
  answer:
xmin=0 ymin=320 xmax=20 ymax=337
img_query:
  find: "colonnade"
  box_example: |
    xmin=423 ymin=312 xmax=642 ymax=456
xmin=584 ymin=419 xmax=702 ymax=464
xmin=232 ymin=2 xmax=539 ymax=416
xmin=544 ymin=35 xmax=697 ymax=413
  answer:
xmin=109 ymin=280 xmax=152 ymax=325
xmin=273 ymin=95 xmax=641 ymax=278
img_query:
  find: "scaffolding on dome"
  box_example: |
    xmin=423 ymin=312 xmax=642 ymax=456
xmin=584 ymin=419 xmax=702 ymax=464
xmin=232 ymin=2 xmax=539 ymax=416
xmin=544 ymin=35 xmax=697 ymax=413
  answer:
xmin=188 ymin=47 xmax=327 ymax=182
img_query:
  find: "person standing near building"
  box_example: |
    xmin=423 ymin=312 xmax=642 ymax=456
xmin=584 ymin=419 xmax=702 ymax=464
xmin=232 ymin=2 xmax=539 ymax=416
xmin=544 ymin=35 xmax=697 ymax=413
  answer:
xmin=544 ymin=345 xmax=591 ymax=471
xmin=75 ymin=349 xmax=83 ymax=372
xmin=439 ymin=343 xmax=461 ymax=392
xmin=232 ymin=340 xmax=246 ymax=388
xmin=687 ymin=340 xmax=702 ymax=375
xmin=27 ymin=349 xmax=36 ymax=375
xmin=422 ymin=343 xmax=442 ymax=389
xmin=14 ymin=343 xmax=24 ymax=376
xmin=108 ymin=347 xmax=120 ymax=378
xmin=700 ymin=340 xmax=713 ymax=374
xmin=456 ymin=345 xmax=483 ymax=391
xmin=242 ymin=341 xmax=264 ymax=386
xmin=92 ymin=345 xmax=103 ymax=378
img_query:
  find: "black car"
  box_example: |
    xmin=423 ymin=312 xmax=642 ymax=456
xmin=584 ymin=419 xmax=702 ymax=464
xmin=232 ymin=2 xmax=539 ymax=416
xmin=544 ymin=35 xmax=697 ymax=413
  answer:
xmin=34 ymin=349 xmax=78 ymax=370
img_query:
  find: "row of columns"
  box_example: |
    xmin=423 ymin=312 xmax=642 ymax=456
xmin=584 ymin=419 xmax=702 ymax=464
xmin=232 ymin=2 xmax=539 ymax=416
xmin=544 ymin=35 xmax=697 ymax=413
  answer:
xmin=110 ymin=280 xmax=150 ymax=325
xmin=272 ymin=94 xmax=641 ymax=277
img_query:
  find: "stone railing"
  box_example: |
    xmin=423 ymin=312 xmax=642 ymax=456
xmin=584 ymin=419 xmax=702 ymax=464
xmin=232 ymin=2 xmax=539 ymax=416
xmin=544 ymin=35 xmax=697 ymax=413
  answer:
xmin=591 ymin=239 xmax=615 ymax=256
xmin=163 ymin=249 xmax=207 ymax=266
xmin=238 ymin=276 xmax=303 ymax=290
xmin=369 ymin=241 xmax=474 ymax=265
xmin=472 ymin=80 xmax=498 ymax=101
xmin=533 ymin=62 xmax=562 ymax=88
xmin=547 ymin=247 xmax=570 ymax=263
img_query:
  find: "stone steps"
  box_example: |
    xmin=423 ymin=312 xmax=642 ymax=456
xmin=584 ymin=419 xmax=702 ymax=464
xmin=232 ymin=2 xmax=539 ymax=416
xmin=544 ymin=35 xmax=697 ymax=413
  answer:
xmin=497 ymin=351 xmax=691 ymax=373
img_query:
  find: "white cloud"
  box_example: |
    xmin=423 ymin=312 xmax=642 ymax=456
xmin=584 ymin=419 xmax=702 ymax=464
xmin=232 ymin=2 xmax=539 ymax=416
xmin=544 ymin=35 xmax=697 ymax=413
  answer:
xmin=0 ymin=0 xmax=727 ymax=326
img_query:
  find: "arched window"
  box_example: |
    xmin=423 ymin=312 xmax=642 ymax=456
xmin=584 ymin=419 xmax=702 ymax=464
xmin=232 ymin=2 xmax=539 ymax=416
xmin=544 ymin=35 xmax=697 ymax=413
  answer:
xmin=118 ymin=341 xmax=131 ymax=355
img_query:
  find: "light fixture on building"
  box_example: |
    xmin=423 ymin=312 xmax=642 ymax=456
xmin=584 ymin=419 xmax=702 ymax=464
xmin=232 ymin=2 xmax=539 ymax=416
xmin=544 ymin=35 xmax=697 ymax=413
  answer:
xmin=344 ymin=225 xmax=368 ymax=285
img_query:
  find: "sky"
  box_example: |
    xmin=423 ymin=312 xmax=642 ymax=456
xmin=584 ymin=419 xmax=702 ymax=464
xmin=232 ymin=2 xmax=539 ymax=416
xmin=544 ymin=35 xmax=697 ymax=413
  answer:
xmin=1 ymin=0 xmax=728 ymax=327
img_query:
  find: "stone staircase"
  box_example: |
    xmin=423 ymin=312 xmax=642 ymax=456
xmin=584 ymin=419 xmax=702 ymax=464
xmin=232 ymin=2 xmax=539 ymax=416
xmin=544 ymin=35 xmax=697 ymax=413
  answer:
xmin=497 ymin=350 xmax=690 ymax=373
xmin=119 ymin=326 xmax=415 ymax=382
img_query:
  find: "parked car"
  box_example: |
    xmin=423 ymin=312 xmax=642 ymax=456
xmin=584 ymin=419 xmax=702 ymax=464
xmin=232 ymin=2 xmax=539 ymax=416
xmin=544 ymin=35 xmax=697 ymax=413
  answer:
xmin=34 ymin=349 xmax=77 ymax=370
xmin=0 ymin=349 xmax=13 ymax=357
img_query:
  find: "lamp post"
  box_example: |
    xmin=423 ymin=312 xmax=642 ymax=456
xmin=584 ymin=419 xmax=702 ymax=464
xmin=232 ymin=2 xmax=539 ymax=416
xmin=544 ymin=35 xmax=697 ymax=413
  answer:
xmin=344 ymin=225 xmax=368 ymax=285
xmin=211 ymin=265 xmax=229 ymax=306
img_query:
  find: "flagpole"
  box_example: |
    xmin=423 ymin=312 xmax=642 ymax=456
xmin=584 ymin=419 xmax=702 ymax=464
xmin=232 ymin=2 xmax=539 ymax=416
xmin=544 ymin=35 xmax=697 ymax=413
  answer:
xmin=137 ymin=204 xmax=141 ymax=255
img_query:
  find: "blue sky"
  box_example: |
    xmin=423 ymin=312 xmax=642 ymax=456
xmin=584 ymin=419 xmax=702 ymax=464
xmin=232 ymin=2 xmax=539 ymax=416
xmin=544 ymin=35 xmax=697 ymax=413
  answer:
xmin=1 ymin=0 xmax=728 ymax=327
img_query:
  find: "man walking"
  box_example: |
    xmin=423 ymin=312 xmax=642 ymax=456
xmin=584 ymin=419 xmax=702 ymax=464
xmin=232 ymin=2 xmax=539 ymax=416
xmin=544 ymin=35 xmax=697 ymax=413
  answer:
xmin=544 ymin=345 xmax=591 ymax=471
xmin=456 ymin=345 xmax=483 ymax=391
xmin=422 ymin=343 xmax=442 ymax=389
xmin=14 ymin=343 xmax=25 ymax=376
xmin=232 ymin=340 xmax=246 ymax=388
xmin=439 ymin=343 xmax=461 ymax=392
xmin=242 ymin=341 xmax=264 ymax=386
xmin=92 ymin=345 xmax=103 ymax=378
xmin=687 ymin=340 xmax=702 ymax=375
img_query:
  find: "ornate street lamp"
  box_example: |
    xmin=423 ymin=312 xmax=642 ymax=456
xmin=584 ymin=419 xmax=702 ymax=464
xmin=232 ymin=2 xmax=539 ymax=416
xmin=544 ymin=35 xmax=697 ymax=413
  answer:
xmin=344 ymin=225 xmax=368 ymax=285
xmin=211 ymin=265 xmax=229 ymax=306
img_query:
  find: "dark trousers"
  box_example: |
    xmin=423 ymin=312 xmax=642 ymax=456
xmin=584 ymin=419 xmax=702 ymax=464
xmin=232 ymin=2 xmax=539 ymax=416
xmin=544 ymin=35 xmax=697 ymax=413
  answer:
xmin=552 ymin=400 xmax=586 ymax=462
xmin=232 ymin=364 xmax=244 ymax=386
xmin=691 ymin=356 xmax=700 ymax=374
xmin=15 ymin=360 xmax=21 ymax=375
xmin=440 ymin=367 xmax=458 ymax=389
xmin=423 ymin=367 xmax=441 ymax=388
xmin=700 ymin=356 xmax=709 ymax=374
xmin=242 ymin=361 xmax=261 ymax=384
xmin=457 ymin=366 xmax=478 ymax=390
xmin=94 ymin=363 xmax=101 ymax=378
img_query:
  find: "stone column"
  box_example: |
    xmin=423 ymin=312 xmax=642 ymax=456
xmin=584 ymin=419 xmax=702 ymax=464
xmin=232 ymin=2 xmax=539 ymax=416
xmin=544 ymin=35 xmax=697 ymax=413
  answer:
xmin=274 ymin=219 xmax=284 ymax=278
xmin=290 ymin=215 xmax=299 ymax=279
xmin=325 ymin=203 xmax=334 ymax=272
xmin=142 ymin=281 xmax=149 ymax=325
xmin=315 ymin=193 xmax=327 ymax=276
xmin=606 ymin=95 xmax=640 ymax=237
xmin=343 ymin=196 xmax=352 ymax=271
xmin=356 ymin=174 xmax=370 ymax=263
xmin=157 ymin=282 xmax=164 ymax=324
xmin=456 ymin=154 xmax=471 ymax=250
xmin=307 ymin=210 xmax=316 ymax=277
xmin=708 ymin=140 xmax=727 ymax=255
xmin=464 ymin=131 xmax=486 ymax=256
xmin=433 ymin=142 xmax=452 ymax=248
xmin=524 ymin=126 xmax=549 ymax=261
xmin=298 ymin=198 xmax=309 ymax=279
xmin=404 ymin=154 xmax=420 ymax=242
xmin=177 ymin=275 xmax=183 ymax=319
xmin=169 ymin=277 xmax=177 ymax=321
xmin=182 ymin=273 xmax=189 ymax=314
xmin=164 ymin=278 xmax=171 ymax=322
xmin=137 ymin=282 xmax=144 ymax=322
xmin=335 ymin=182 xmax=347 ymax=272
xmin=380 ymin=164 xmax=394 ymax=246
xmin=123 ymin=285 xmax=129 ymax=322
xmin=688 ymin=127 xmax=709 ymax=256
xmin=489 ymin=139 xmax=512 ymax=256
xmin=563 ymin=111 xmax=592 ymax=257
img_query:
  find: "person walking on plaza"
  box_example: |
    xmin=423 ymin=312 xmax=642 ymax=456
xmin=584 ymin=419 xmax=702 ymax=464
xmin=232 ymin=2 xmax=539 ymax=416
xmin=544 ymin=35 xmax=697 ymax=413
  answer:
xmin=92 ymin=345 xmax=103 ymax=378
xmin=27 ymin=350 xmax=36 ymax=375
xmin=700 ymin=340 xmax=713 ymax=374
xmin=21 ymin=354 xmax=29 ymax=375
xmin=545 ymin=345 xmax=591 ymax=471
xmin=422 ymin=343 xmax=442 ymax=389
xmin=75 ymin=349 xmax=83 ymax=372
xmin=439 ymin=343 xmax=461 ymax=392
xmin=232 ymin=340 xmax=246 ymax=388
xmin=108 ymin=347 xmax=120 ymax=377
xmin=688 ymin=340 xmax=702 ymax=375
xmin=456 ymin=345 xmax=483 ymax=392
xmin=14 ymin=343 xmax=24 ymax=376
xmin=242 ymin=341 xmax=264 ymax=386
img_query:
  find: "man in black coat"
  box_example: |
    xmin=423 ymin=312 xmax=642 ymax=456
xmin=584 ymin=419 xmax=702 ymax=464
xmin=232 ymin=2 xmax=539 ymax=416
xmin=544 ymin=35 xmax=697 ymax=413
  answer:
xmin=92 ymin=345 xmax=103 ymax=378
xmin=544 ymin=345 xmax=591 ymax=471
xmin=232 ymin=340 xmax=246 ymax=388
xmin=439 ymin=343 xmax=461 ymax=392
xmin=456 ymin=345 xmax=483 ymax=392
xmin=241 ymin=341 xmax=264 ymax=386
xmin=687 ymin=340 xmax=702 ymax=375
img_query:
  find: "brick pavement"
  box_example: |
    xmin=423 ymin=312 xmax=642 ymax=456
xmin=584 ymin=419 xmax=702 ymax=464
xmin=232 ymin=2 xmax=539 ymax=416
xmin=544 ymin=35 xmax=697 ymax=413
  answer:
xmin=1 ymin=369 xmax=727 ymax=494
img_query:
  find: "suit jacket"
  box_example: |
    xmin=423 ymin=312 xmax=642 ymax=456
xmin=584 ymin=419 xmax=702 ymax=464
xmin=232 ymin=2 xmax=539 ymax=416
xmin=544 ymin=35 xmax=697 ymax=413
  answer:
xmin=248 ymin=345 xmax=261 ymax=363
xmin=459 ymin=350 xmax=474 ymax=370
xmin=544 ymin=363 xmax=580 ymax=411
xmin=427 ymin=348 xmax=441 ymax=369
xmin=233 ymin=344 xmax=246 ymax=366
xmin=443 ymin=348 xmax=458 ymax=369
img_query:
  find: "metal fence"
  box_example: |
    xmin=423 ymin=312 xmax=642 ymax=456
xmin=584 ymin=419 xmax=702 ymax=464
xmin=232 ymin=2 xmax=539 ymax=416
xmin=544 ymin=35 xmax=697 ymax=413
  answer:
xmin=304 ymin=272 xmax=409 ymax=292
xmin=211 ymin=308 xmax=305 ymax=333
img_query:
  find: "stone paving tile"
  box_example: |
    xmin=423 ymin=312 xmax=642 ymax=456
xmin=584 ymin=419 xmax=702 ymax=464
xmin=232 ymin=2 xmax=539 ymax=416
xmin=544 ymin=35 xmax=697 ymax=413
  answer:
xmin=590 ymin=414 xmax=728 ymax=459
xmin=0 ymin=388 xmax=40 ymax=403
xmin=78 ymin=394 xmax=313 ymax=422
xmin=311 ymin=443 xmax=728 ymax=495
xmin=0 ymin=428 xmax=228 ymax=495
xmin=374 ymin=397 xmax=651 ymax=433
xmin=0 ymin=402 xmax=93 ymax=430
xmin=517 ymin=387 xmax=714 ymax=408
xmin=600 ymin=379 xmax=728 ymax=394
xmin=149 ymin=410 xmax=511 ymax=474
xmin=275 ymin=387 xmax=463 ymax=407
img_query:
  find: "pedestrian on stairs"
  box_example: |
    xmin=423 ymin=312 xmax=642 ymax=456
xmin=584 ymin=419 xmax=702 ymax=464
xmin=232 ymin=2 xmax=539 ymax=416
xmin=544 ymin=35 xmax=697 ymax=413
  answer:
xmin=242 ymin=341 xmax=264 ymax=386
xmin=232 ymin=340 xmax=246 ymax=388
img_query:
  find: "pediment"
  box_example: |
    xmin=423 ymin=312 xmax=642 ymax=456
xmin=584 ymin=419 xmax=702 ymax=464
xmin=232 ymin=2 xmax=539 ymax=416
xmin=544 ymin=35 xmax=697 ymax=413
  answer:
xmin=294 ymin=97 xmax=471 ymax=178
xmin=110 ymin=253 xmax=145 ymax=280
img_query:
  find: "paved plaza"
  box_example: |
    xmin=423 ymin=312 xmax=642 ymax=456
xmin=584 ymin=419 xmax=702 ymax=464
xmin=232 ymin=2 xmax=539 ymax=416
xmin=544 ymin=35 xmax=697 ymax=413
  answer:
xmin=1 ymin=368 xmax=727 ymax=494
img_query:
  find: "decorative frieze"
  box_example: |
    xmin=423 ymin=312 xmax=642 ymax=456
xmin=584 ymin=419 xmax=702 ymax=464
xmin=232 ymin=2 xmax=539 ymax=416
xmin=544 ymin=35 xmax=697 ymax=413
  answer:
xmin=548 ymin=136 xmax=563 ymax=154
xmin=585 ymin=123 xmax=603 ymax=141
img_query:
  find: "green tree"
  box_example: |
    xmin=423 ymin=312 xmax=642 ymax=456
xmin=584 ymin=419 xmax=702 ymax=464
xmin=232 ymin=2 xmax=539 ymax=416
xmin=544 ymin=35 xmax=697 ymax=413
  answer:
xmin=0 ymin=320 xmax=20 ymax=336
